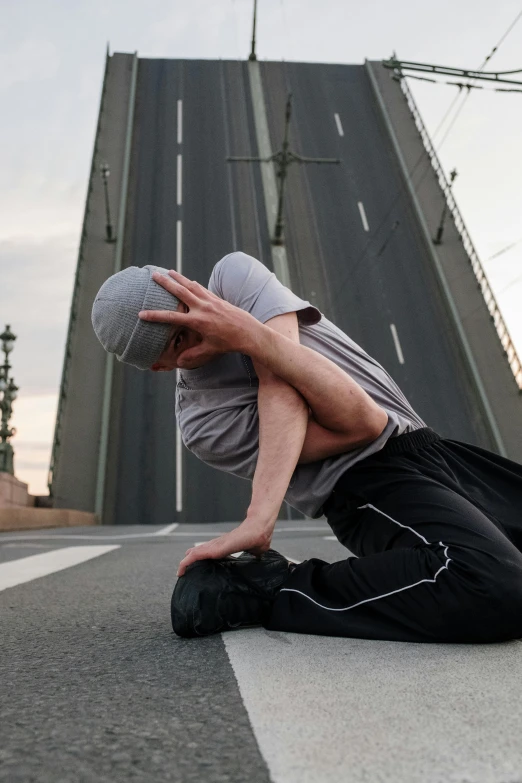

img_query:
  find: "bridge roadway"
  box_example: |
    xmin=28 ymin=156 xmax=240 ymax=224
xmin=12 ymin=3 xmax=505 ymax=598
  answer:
xmin=2 ymin=523 xmax=522 ymax=782
xmin=105 ymin=57 xmax=494 ymax=526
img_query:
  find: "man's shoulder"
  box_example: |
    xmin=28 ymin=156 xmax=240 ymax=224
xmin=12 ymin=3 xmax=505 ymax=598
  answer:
xmin=208 ymin=252 xmax=268 ymax=303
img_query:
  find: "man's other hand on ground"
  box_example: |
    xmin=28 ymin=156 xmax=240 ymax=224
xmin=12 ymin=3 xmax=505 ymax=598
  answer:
xmin=176 ymin=517 xmax=274 ymax=577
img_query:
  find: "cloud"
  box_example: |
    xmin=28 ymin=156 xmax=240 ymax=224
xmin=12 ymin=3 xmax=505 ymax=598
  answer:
xmin=0 ymin=234 xmax=76 ymax=394
xmin=0 ymin=38 xmax=60 ymax=91
xmin=10 ymin=393 xmax=57 ymax=495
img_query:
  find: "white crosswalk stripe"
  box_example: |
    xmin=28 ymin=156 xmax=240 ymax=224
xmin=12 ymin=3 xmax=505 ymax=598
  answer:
xmin=0 ymin=545 xmax=120 ymax=591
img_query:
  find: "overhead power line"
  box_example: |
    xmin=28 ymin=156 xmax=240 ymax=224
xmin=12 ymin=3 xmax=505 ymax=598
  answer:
xmin=328 ymin=8 xmax=522 ymax=313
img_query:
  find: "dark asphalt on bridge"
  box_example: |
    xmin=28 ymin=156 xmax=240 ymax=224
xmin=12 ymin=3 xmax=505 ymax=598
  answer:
xmin=107 ymin=58 xmax=492 ymax=526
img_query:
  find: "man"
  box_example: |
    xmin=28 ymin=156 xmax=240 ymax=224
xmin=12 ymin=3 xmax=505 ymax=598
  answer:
xmin=92 ymin=251 xmax=522 ymax=644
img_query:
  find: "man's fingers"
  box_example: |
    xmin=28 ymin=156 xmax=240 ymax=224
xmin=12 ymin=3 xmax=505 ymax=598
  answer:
xmin=177 ymin=548 xmax=204 ymax=577
xmin=168 ymin=270 xmax=214 ymax=299
xmin=138 ymin=309 xmax=189 ymax=325
xmin=152 ymin=271 xmax=200 ymax=307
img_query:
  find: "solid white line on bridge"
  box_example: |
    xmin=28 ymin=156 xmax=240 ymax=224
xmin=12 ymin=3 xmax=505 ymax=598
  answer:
xmin=176 ymin=220 xmax=182 ymax=274
xmin=175 ymin=391 xmax=183 ymax=512
xmin=390 ymin=323 xmax=405 ymax=364
xmin=177 ymin=99 xmax=183 ymax=144
xmin=0 ymin=545 xmax=120 ymax=592
xmin=334 ymin=113 xmax=344 ymax=137
xmin=177 ymin=154 xmax=182 ymax=205
xmin=358 ymin=201 xmax=370 ymax=232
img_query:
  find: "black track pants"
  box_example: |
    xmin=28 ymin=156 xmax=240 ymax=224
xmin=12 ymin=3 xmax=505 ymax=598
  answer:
xmin=265 ymin=427 xmax=522 ymax=643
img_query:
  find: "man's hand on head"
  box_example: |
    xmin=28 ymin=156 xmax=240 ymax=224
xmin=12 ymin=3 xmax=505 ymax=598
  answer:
xmin=138 ymin=270 xmax=257 ymax=367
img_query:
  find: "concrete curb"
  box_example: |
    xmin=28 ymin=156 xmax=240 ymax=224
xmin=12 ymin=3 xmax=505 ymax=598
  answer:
xmin=0 ymin=508 xmax=99 ymax=533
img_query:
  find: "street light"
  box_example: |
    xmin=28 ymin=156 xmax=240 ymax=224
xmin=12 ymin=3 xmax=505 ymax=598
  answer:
xmin=100 ymin=162 xmax=116 ymax=243
xmin=0 ymin=324 xmax=18 ymax=475
xmin=1 ymin=324 xmax=16 ymax=354
xmin=433 ymin=168 xmax=458 ymax=245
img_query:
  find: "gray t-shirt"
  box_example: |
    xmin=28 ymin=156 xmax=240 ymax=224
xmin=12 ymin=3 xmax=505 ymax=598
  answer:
xmin=175 ymin=251 xmax=426 ymax=518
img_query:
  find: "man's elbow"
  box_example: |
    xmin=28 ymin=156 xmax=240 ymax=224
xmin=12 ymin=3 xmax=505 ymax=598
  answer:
xmin=366 ymin=407 xmax=389 ymax=441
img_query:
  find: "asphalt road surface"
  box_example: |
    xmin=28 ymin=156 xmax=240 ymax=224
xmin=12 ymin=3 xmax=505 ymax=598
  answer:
xmin=105 ymin=58 xmax=495 ymax=526
xmin=2 ymin=522 xmax=522 ymax=783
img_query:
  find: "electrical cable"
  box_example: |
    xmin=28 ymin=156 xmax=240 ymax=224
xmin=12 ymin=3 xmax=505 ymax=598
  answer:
xmin=326 ymin=7 xmax=522 ymax=315
xmin=434 ymin=6 xmax=522 ymax=150
xmin=485 ymin=237 xmax=522 ymax=262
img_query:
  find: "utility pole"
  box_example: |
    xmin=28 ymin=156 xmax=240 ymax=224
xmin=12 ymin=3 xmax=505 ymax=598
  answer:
xmin=248 ymin=0 xmax=257 ymax=61
xmin=227 ymin=92 xmax=340 ymax=245
xmin=434 ymin=168 xmax=458 ymax=245
xmin=100 ymin=162 xmax=116 ymax=243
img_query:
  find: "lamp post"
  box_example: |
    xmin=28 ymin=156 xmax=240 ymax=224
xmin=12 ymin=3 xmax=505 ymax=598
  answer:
xmin=0 ymin=325 xmax=18 ymax=475
xmin=100 ymin=162 xmax=115 ymax=243
xmin=434 ymin=168 xmax=458 ymax=245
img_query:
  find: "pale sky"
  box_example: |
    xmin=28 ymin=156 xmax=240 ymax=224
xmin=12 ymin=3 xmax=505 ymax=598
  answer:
xmin=1 ymin=0 xmax=521 ymax=495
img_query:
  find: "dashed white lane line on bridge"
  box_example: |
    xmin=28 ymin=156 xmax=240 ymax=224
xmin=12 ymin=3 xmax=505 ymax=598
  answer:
xmin=176 ymin=220 xmax=182 ymax=275
xmin=334 ymin=112 xmax=344 ymax=136
xmin=176 ymin=153 xmax=182 ymax=205
xmin=358 ymin=200 xmax=370 ymax=232
xmin=0 ymin=545 xmax=120 ymax=592
xmin=177 ymin=98 xmax=183 ymax=144
xmin=390 ymin=323 xmax=405 ymax=365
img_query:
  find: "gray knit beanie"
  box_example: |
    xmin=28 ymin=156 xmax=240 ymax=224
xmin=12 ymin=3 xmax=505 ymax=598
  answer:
xmin=91 ymin=265 xmax=180 ymax=370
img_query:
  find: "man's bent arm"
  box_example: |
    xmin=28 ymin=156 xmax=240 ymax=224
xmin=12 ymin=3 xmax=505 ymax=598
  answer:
xmin=241 ymin=318 xmax=388 ymax=439
xmin=248 ymin=376 xmax=309 ymax=528
xmin=247 ymin=312 xmax=309 ymax=528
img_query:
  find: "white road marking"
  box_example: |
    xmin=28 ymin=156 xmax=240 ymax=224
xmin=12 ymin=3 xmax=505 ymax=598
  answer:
xmin=276 ymin=527 xmax=329 ymax=533
xmin=152 ymin=523 xmax=179 ymax=536
xmin=323 ymin=536 xmax=337 ymax=541
xmin=0 ymin=527 xmax=330 ymax=544
xmin=175 ymin=212 xmax=183 ymax=513
xmin=358 ymin=201 xmax=370 ymax=232
xmin=177 ymin=98 xmax=183 ymax=144
xmin=176 ymin=424 xmax=183 ymax=512
xmin=0 ymin=530 xmax=190 ymax=543
xmin=176 ymin=220 xmax=182 ymax=274
xmin=177 ymin=153 xmax=182 ymax=205
xmin=0 ymin=545 xmax=120 ymax=592
xmin=334 ymin=112 xmax=344 ymax=137
xmin=390 ymin=323 xmax=405 ymax=364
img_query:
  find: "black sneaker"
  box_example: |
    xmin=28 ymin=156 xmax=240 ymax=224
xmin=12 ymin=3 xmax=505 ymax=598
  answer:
xmin=171 ymin=549 xmax=296 ymax=638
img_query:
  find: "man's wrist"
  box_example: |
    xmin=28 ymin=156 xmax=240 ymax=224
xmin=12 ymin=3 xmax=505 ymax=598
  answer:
xmin=245 ymin=504 xmax=278 ymax=529
xmin=236 ymin=314 xmax=267 ymax=357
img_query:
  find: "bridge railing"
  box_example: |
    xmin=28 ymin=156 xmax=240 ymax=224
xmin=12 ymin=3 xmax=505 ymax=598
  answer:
xmin=48 ymin=51 xmax=111 ymax=496
xmin=397 ymin=72 xmax=522 ymax=392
